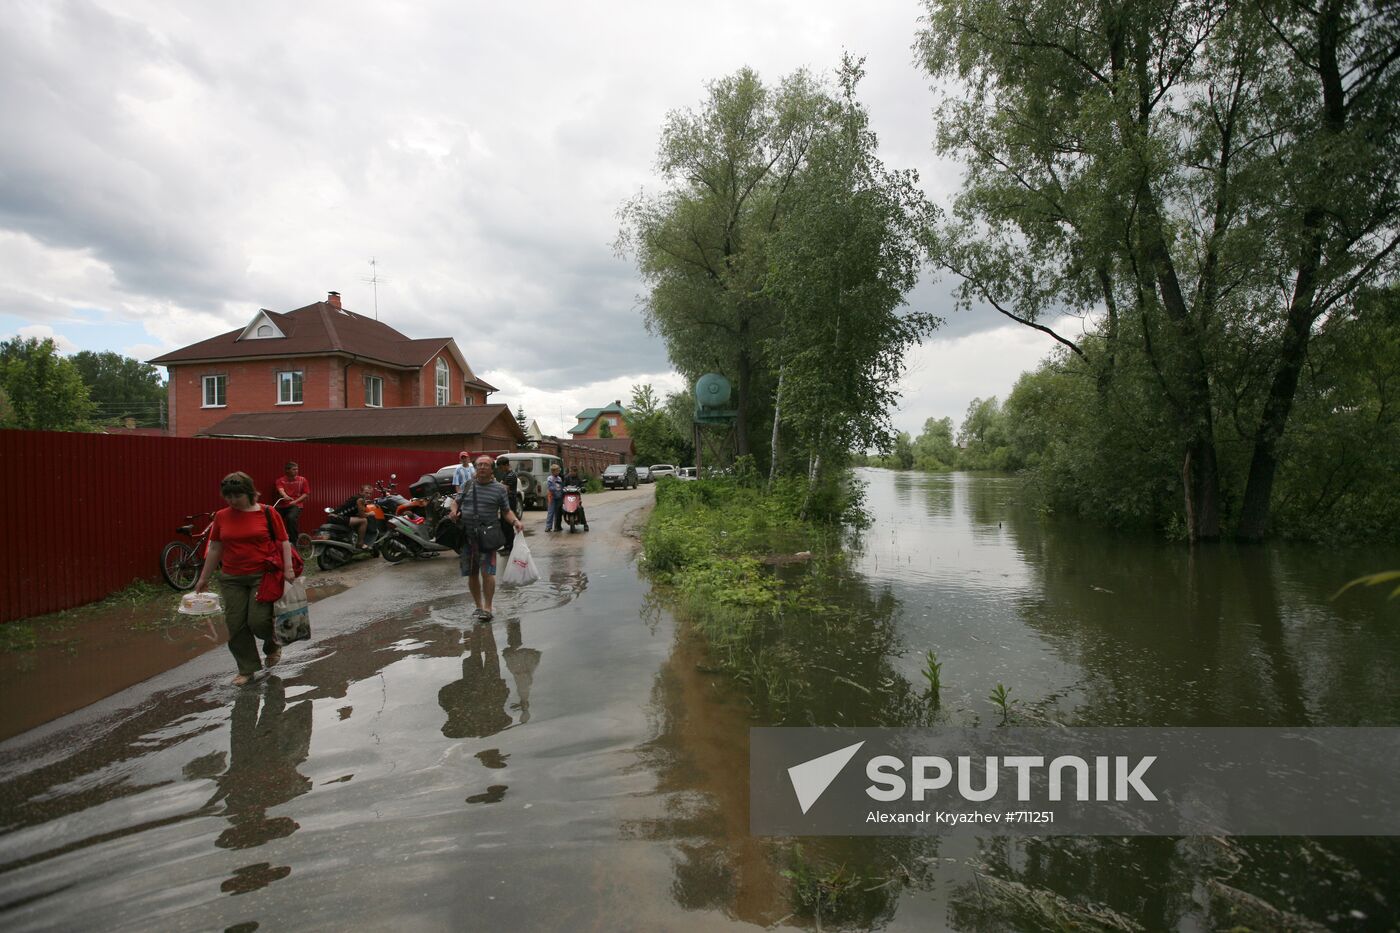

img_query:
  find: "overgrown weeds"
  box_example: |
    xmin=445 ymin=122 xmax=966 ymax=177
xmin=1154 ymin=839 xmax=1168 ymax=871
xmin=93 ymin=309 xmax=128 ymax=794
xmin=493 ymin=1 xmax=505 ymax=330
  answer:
xmin=642 ymin=473 xmax=911 ymax=722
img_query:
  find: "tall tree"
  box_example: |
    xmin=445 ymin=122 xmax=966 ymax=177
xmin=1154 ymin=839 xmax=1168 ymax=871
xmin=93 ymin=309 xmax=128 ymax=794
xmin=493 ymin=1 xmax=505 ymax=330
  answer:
xmin=765 ymin=57 xmax=938 ymax=491
xmin=918 ymin=0 xmax=1399 ymax=541
xmin=625 ymin=383 xmax=691 ymax=465
xmin=913 ymin=416 xmax=957 ymax=471
xmin=70 ymin=351 xmax=166 ymax=426
xmin=618 ymin=67 xmax=829 ymax=460
xmin=0 ymin=338 xmax=96 ymax=431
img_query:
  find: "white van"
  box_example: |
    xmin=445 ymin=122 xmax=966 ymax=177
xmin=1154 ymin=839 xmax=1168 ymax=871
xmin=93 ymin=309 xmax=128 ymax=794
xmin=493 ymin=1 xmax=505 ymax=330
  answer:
xmin=497 ymin=453 xmax=563 ymax=509
xmin=435 ymin=452 xmax=562 ymax=510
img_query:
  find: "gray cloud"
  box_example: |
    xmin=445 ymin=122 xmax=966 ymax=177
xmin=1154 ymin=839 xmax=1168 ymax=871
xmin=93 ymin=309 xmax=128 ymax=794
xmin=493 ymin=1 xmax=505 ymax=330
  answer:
xmin=0 ymin=0 xmax=1016 ymax=404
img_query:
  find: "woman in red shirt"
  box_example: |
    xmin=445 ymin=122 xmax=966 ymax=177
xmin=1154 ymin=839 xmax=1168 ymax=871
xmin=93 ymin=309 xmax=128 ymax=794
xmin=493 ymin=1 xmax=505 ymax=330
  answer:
xmin=195 ymin=471 xmax=295 ymax=686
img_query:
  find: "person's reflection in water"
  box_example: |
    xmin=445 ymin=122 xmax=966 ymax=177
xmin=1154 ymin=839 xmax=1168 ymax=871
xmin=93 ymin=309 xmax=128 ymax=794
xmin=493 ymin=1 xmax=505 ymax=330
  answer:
xmin=502 ymin=620 xmax=542 ymax=724
xmin=439 ymin=622 xmax=512 ymax=738
xmin=195 ymin=676 xmax=313 ymax=851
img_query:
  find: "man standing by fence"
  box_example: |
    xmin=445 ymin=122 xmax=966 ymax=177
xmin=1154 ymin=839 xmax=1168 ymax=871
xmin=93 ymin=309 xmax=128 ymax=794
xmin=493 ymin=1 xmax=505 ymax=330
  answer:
xmin=275 ymin=461 xmax=311 ymax=544
xmin=452 ymin=450 xmax=475 ymax=493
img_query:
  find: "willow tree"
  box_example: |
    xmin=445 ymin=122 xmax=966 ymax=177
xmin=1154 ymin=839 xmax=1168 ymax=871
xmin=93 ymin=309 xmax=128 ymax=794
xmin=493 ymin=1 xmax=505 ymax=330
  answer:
xmin=918 ymin=0 xmax=1399 ymax=541
xmin=765 ymin=57 xmax=938 ymax=492
xmin=618 ymin=68 xmax=828 ymax=459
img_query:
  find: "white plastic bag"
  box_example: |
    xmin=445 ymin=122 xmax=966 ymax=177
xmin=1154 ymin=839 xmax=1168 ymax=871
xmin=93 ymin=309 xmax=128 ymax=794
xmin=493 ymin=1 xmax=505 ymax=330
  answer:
xmin=273 ymin=575 xmax=311 ymax=644
xmin=500 ymin=535 xmax=540 ymax=587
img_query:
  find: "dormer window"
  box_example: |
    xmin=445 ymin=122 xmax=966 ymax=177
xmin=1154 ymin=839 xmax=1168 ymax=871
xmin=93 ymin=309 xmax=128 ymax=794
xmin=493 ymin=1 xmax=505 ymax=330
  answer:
xmin=238 ymin=310 xmax=285 ymax=340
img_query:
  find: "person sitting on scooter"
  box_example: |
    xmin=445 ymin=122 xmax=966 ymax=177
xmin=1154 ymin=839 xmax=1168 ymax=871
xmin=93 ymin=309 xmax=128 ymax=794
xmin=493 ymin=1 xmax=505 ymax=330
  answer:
xmin=333 ymin=487 xmax=370 ymax=549
xmin=564 ymin=466 xmax=588 ymax=530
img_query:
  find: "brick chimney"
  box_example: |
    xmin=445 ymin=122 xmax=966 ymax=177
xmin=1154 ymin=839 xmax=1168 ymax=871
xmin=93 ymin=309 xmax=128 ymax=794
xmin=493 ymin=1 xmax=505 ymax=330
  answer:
xmin=327 ymin=290 xmax=342 ymax=309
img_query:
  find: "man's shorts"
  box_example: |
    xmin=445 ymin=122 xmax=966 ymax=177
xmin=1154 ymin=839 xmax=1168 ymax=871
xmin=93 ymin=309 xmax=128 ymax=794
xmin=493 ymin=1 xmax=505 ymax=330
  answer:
xmin=460 ymin=538 xmax=497 ymax=577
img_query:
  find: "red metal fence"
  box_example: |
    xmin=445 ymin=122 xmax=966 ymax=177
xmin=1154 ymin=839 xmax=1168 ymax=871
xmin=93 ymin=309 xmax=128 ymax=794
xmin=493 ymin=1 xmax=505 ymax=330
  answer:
xmin=0 ymin=430 xmax=458 ymax=624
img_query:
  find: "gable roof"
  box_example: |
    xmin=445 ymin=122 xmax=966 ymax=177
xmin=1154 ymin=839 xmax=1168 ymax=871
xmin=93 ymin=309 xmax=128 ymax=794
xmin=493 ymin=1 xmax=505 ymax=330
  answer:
xmin=567 ymin=400 xmax=627 ymax=435
xmin=149 ymin=300 xmax=497 ymax=391
xmin=199 ymin=404 xmax=526 ymax=442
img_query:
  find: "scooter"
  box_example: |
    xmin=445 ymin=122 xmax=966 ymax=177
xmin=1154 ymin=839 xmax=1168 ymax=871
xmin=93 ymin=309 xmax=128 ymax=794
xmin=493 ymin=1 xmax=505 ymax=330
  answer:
xmin=380 ymin=473 xmax=456 ymax=563
xmin=561 ymin=485 xmax=589 ymax=533
xmin=310 ymin=479 xmax=394 ymax=570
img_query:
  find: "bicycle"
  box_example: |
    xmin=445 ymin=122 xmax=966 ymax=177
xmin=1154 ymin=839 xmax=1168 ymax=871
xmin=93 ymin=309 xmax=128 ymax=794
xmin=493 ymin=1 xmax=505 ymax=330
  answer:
xmin=160 ymin=512 xmax=213 ymax=591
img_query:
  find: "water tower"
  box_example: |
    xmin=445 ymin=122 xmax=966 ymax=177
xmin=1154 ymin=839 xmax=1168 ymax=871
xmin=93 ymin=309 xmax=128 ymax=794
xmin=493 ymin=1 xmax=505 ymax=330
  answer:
xmin=692 ymin=373 xmax=738 ymax=474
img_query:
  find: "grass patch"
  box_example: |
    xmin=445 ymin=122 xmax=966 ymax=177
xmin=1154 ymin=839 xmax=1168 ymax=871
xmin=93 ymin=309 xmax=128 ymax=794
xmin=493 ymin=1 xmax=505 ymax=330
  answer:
xmin=641 ymin=472 xmax=921 ymax=723
xmin=0 ymin=577 xmax=187 ymax=652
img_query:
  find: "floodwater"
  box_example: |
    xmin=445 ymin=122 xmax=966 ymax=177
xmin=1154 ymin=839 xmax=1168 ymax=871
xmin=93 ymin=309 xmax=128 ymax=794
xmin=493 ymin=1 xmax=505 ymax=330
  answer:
xmin=0 ymin=572 xmax=356 ymax=741
xmin=1 ymin=475 xmax=1398 ymax=931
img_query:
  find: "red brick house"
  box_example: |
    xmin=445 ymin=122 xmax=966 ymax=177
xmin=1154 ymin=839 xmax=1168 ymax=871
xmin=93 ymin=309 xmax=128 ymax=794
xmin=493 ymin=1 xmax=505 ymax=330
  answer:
xmin=150 ymin=292 xmax=496 ymax=438
xmin=567 ymin=400 xmax=629 ymax=439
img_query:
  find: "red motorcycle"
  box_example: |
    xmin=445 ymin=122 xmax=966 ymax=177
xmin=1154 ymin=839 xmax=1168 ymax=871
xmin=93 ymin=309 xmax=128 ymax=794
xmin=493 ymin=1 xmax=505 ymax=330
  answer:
xmin=561 ymin=485 xmax=589 ymax=533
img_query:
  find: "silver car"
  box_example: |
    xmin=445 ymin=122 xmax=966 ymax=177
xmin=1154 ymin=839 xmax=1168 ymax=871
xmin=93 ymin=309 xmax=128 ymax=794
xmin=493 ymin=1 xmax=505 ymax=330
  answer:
xmin=635 ymin=466 xmax=653 ymax=484
xmin=649 ymin=464 xmax=677 ymax=479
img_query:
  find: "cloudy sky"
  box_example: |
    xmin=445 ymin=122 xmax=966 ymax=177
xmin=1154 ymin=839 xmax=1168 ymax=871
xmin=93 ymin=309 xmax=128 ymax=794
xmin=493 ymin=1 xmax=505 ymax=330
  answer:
xmin=0 ymin=0 xmax=1064 ymax=437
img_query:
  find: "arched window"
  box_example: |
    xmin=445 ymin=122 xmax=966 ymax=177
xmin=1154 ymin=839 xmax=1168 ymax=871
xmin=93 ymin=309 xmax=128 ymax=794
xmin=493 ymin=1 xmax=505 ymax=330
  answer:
xmin=256 ymin=324 xmax=273 ymax=337
xmin=435 ymin=358 xmax=450 ymax=405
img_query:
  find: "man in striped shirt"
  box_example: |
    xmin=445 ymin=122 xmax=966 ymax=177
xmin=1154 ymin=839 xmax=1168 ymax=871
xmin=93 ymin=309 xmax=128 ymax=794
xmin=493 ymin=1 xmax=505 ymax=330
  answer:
xmin=448 ymin=455 xmax=523 ymax=622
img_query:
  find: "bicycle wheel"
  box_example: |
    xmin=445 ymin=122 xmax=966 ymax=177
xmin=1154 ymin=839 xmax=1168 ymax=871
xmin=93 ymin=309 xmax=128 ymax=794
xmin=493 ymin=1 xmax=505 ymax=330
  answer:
xmin=160 ymin=541 xmax=200 ymax=591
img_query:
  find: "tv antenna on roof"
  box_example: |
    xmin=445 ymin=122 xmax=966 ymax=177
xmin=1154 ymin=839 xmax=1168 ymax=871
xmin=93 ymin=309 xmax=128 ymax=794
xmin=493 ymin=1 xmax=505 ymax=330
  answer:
xmin=360 ymin=257 xmax=390 ymax=320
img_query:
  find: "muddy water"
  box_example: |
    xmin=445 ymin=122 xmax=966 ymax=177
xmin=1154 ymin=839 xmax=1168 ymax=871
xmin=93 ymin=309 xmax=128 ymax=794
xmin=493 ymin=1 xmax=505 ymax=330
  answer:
xmin=617 ymin=470 xmax=1400 ymax=931
xmin=0 ymin=579 xmax=354 ymax=742
xmin=681 ymin=469 xmax=1400 ymax=930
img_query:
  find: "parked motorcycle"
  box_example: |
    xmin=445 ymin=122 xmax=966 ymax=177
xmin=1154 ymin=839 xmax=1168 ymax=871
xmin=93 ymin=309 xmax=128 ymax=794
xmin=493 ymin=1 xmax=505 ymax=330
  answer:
xmin=380 ymin=472 xmax=457 ymax=563
xmin=561 ymin=485 xmax=589 ymax=533
xmin=310 ymin=478 xmax=395 ymax=570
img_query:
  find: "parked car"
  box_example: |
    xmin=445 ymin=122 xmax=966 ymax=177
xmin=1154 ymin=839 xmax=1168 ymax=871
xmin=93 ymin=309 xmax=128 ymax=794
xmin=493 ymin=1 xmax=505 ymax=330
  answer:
xmin=601 ymin=463 xmax=639 ymax=489
xmin=635 ymin=466 xmax=653 ymax=484
xmin=678 ymin=467 xmax=698 ymax=481
xmin=649 ymin=464 xmax=678 ymax=479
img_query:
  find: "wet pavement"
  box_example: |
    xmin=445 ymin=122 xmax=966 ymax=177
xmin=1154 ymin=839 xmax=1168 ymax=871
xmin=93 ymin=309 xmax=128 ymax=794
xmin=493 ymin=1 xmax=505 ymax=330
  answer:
xmin=0 ymin=485 xmax=743 ymax=931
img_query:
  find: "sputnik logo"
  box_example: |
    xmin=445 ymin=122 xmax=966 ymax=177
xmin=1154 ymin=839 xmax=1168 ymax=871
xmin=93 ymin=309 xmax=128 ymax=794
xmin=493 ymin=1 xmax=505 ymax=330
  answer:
xmin=787 ymin=741 xmax=865 ymax=814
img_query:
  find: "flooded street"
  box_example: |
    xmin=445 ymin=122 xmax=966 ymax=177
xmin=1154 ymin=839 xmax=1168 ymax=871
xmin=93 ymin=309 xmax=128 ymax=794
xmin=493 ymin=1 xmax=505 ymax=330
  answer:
xmin=3 ymin=472 xmax=1399 ymax=931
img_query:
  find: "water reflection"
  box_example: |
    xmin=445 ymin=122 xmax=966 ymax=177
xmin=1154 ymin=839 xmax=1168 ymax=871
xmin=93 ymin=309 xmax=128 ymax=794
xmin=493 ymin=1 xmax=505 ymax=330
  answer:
xmin=439 ymin=623 xmax=512 ymax=739
xmin=502 ymin=621 xmax=541 ymax=724
xmin=189 ymin=677 xmax=312 ymax=852
xmin=645 ymin=469 xmax=1400 ymax=929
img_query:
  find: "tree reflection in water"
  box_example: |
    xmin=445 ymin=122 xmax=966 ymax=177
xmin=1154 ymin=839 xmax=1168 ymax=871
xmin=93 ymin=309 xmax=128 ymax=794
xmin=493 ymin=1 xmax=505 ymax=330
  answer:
xmin=642 ymin=470 xmax=1400 ymax=929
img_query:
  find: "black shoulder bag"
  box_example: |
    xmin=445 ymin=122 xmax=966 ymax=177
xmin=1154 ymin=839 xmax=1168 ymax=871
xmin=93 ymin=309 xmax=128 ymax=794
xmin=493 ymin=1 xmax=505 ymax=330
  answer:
xmin=471 ymin=484 xmax=505 ymax=552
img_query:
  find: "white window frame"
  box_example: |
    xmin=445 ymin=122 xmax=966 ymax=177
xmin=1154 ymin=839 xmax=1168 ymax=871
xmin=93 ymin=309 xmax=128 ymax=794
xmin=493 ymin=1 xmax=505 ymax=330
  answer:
xmin=364 ymin=374 xmax=383 ymax=408
xmin=607 ymin=416 xmax=618 ymax=426
xmin=435 ymin=358 xmax=450 ymax=406
xmin=202 ymin=374 xmax=226 ymax=408
xmin=277 ymin=370 xmax=304 ymax=405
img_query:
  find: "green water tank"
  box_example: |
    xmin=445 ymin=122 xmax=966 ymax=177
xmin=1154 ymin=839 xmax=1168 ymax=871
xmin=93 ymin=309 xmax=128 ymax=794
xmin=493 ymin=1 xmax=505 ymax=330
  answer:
xmin=694 ymin=373 xmax=737 ymax=424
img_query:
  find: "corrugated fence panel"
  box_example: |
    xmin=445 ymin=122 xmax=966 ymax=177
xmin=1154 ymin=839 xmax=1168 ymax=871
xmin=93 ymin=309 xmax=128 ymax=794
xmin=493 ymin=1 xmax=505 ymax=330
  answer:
xmin=0 ymin=431 xmax=454 ymax=624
